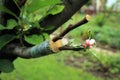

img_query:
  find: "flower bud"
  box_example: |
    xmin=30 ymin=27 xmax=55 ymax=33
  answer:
xmin=83 ymin=44 xmax=87 ymax=48
xmin=89 ymin=45 xmax=93 ymax=48
xmin=85 ymin=39 xmax=90 ymax=45
xmin=89 ymin=39 xmax=96 ymax=46
xmin=84 ymin=39 xmax=96 ymax=49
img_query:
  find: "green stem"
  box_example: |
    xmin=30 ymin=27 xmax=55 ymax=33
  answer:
xmin=13 ymin=0 xmax=21 ymax=12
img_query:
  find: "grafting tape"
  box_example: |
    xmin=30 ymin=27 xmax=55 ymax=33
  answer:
xmin=28 ymin=41 xmax=53 ymax=58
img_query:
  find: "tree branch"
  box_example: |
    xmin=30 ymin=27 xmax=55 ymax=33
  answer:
xmin=3 ymin=41 xmax=85 ymax=59
xmin=52 ymin=15 xmax=90 ymax=42
xmin=0 ymin=0 xmax=89 ymax=59
xmin=59 ymin=45 xmax=84 ymax=51
xmin=3 ymin=41 xmax=54 ymax=59
xmin=39 ymin=0 xmax=89 ymax=34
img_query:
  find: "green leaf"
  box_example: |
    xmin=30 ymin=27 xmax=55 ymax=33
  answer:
xmin=0 ymin=34 xmax=16 ymax=50
xmin=6 ymin=19 xmax=18 ymax=29
xmin=26 ymin=0 xmax=62 ymax=13
xmin=32 ymin=22 xmax=40 ymax=28
xmin=0 ymin=59 xmax=15 ymax=73
xmin=24 ymin=34 xmax=44 ymax=45
xmin=0 ymin=5 xmax=18 ymax=19
xmin=47 ymin=5 xmax=64 ymax=15
xmin=42 ymin=33 xmax=50 ymax=40
xmin=44 ymin=26 xmax=55 ymax=31
xmin=0 ymin=24 xmax=6 ymax=30
xmin=0 ymin=19 xmax=18 ymax=30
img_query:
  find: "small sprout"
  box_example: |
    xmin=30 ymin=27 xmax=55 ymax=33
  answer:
xmin=23 ymin=24 xmax=32 ymax=31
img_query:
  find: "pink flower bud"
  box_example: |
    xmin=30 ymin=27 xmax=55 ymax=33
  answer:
xmin=83 ymin=39 xmax=96 ymax=49
xmin=85 ymin=39 xmax=90 ymax=45
xmin=89 ymin=45 xmax=93 ymax=48
xmin=83 ymin=44 xmax=87 ymax=48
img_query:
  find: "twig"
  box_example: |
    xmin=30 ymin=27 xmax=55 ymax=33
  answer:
xmin=52 ymin=15 xmax=90 ymax=42
xmin=59 ymin=45 xmax=84 ymax=51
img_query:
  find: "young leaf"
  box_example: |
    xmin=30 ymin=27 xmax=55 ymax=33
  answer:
xmin=0 ymin=19 xmax=18 ymax=30
xmin=6 ymin=19 xmax=18 ymax=29
xmin=0 ymin=59 xmax=15 ymax=73
xmin=24 ymin=34 xmax=44 ymax=45
xmin=42 ymin=33 xmax=50 ymax=40
xmin=0 ymin=5 xmax=18 ymax=19
xmin=26 ymin=0 xmax=62 ymax=13
xmin=47 ymin=5 xmax=64 ymax=15
xmin=0 ymin=24 xmax=6 ymax=30
xmin=0 ymin=35 xmax=16 ymax=50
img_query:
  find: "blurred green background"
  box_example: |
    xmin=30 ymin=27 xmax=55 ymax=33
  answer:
xmin=0 ymin=0 xmax=120 ymax=80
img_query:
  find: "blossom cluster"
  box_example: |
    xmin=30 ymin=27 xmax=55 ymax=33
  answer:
xmin=83 ymin=39 xmax=96 ymax=49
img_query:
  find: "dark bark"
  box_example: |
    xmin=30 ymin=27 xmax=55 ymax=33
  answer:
xmin=40 ymin=0 xmax=89 ymax=34
xmin=2 ymin=41 xmax=53 ymax=59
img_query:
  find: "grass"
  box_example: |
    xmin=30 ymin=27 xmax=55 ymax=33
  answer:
xmin=0 ymin=52 xmax=103 ymax=80
xmin=1 ymin=50 xmax=120 ymax=80
xmin=64 ymin=49 xmax=120 ymax=80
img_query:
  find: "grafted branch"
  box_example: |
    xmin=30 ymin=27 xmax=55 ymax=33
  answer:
xmin=0 ymin=0 xmax=90 ymax=73
xmin=3 ymin=41 xmax=53 ymax=59
xmin=0 ymin=0 xmax=89 ymax=59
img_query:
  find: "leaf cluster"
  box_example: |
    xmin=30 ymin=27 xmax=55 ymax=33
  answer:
xmin=0 ymin=0 xmax=65 ymax=49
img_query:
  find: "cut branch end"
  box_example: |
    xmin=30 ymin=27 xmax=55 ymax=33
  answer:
xmin=86 ymin=14 xmax=91 ymax=21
